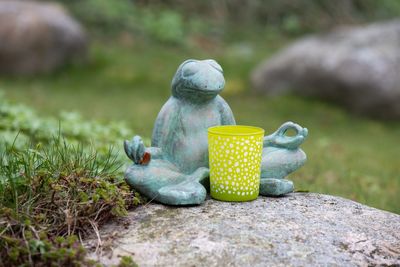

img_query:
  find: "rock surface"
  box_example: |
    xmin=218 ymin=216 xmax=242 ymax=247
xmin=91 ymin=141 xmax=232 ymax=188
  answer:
xmin=251 ymin=20 xmax=400 ymax=119
xmin=0 ymin=1 xmax=87 ymax=75
xmin=87 ymin=193 xmax=400 ymax=266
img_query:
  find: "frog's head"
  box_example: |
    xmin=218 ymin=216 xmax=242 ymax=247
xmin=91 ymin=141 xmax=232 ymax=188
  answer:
xmin=171 ymin=59 xmax=225 ymax=102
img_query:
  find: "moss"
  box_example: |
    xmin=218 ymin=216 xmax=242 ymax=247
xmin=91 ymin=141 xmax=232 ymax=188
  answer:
xmin=0 ymin=99 xmax=144 ymax=266
xmin=115 ymin=256 xmax=139 ymax=267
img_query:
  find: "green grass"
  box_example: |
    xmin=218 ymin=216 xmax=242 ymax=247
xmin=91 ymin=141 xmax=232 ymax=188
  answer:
xmin=1 ymin=36 xmax=399 ymax=214
xmin=0 ymin=96 xmax=143 ymax=266
xmin=0 ymin=136 xmax=142 ymax=266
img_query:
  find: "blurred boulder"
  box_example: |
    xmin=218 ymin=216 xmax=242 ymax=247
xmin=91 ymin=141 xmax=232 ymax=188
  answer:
xmin=0 ymin=1 xmax=87 ymax=75
xmin=251 ymin=20 xmax=400 ymax=119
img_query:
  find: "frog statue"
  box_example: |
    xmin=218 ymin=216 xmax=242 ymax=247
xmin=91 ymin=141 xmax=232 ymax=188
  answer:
xmin=124 ymin=59 xmax=308 ymax=205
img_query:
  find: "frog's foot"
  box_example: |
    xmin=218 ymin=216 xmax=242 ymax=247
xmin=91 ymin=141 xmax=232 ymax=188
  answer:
xmin=158 ymin=181 xmax=206 ymax=205
xmin=259 ymin=178 xmax=294 ymax=197
xmin=157 ymin=167 xmax=209 ymax=205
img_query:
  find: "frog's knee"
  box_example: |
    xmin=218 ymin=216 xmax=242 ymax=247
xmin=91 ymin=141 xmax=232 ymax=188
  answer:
xmin=125 ymin=165 xmax=148 ymax=187
xmin=261 ymin=148 xmax=306 ymax=179
xmin=124 ymin=160 xmax=185 ymax=196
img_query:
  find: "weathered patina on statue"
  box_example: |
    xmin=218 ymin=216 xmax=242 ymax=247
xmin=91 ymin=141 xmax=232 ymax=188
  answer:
xmin=124 ymin=59 xmax=308 ymax=205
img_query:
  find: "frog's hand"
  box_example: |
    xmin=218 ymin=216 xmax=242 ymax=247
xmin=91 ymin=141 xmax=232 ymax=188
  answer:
xmin=264 ymin=122 xmax=308 ymax=150
xmin=124 ymin=135 xmax=147 ymax=164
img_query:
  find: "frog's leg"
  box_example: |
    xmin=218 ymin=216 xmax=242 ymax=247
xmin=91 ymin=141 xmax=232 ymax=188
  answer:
xmin=125 ymin=160 xmax=208 ymax=205
xmin=259 ymin=122 xmax=308 ymax=196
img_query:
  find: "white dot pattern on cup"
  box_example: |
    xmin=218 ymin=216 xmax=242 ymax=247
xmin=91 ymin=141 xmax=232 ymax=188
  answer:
xmin=209 ymin=135 xmax=263 ymax=197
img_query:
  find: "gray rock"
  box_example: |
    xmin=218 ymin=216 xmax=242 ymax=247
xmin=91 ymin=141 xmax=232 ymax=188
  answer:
xmin=87 ymin=193 xmax=400 ymax=266
xmin=0 ymin=1 xmax=87 ymax=75
xmin=251 ymin=20 xmax=400 ymax=119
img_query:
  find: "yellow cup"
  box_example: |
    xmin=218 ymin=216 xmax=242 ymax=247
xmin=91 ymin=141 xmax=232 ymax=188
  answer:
xmin=208 ymin=125 xmax=264 ymax=201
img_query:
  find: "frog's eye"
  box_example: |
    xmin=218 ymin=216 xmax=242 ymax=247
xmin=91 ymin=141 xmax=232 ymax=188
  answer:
xmin=182 ymin=62 xmax=198 ymax=77
xmin=206 ymin=59 xmax=223 ymax=73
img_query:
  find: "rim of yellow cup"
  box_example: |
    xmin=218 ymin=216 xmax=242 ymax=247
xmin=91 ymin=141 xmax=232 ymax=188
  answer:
xmin=208 ymin=125 xmax=264 ymax=136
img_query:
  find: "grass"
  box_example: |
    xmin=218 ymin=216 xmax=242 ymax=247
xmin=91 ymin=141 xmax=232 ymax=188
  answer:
xmin=0 ymin=136 xmax=142 ymax=266
xmin=0 ymin=96 xmax=143 ymax=266
xmin=1 ymin=34 xmax=400 ymax=215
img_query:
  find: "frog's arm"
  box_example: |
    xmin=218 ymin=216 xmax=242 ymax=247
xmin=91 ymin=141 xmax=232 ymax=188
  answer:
xmin=146 ymin=147 xmax=163 ymax=158
xmin=216 ymin=96 xmax=236 ymax=125
xmin=124 ymin=98 xmax=179 ymax=164
xmin=151 ymin=97 xmax=180 ymax=148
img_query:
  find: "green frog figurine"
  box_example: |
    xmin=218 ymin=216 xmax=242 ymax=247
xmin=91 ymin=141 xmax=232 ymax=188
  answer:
xmin=124 ymin=59 xmax=308 ymax=205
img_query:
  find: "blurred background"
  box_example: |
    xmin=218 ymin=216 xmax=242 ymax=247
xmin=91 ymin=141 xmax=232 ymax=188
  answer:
xmin=1 ymin=0 xmax=399 ymax=213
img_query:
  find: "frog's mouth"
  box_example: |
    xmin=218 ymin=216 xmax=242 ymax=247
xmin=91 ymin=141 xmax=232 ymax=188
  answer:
xmin=178 ymin=87 xmax=223 ymax=100
xmin=180 ymin=87 xmax=223 ymax=95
